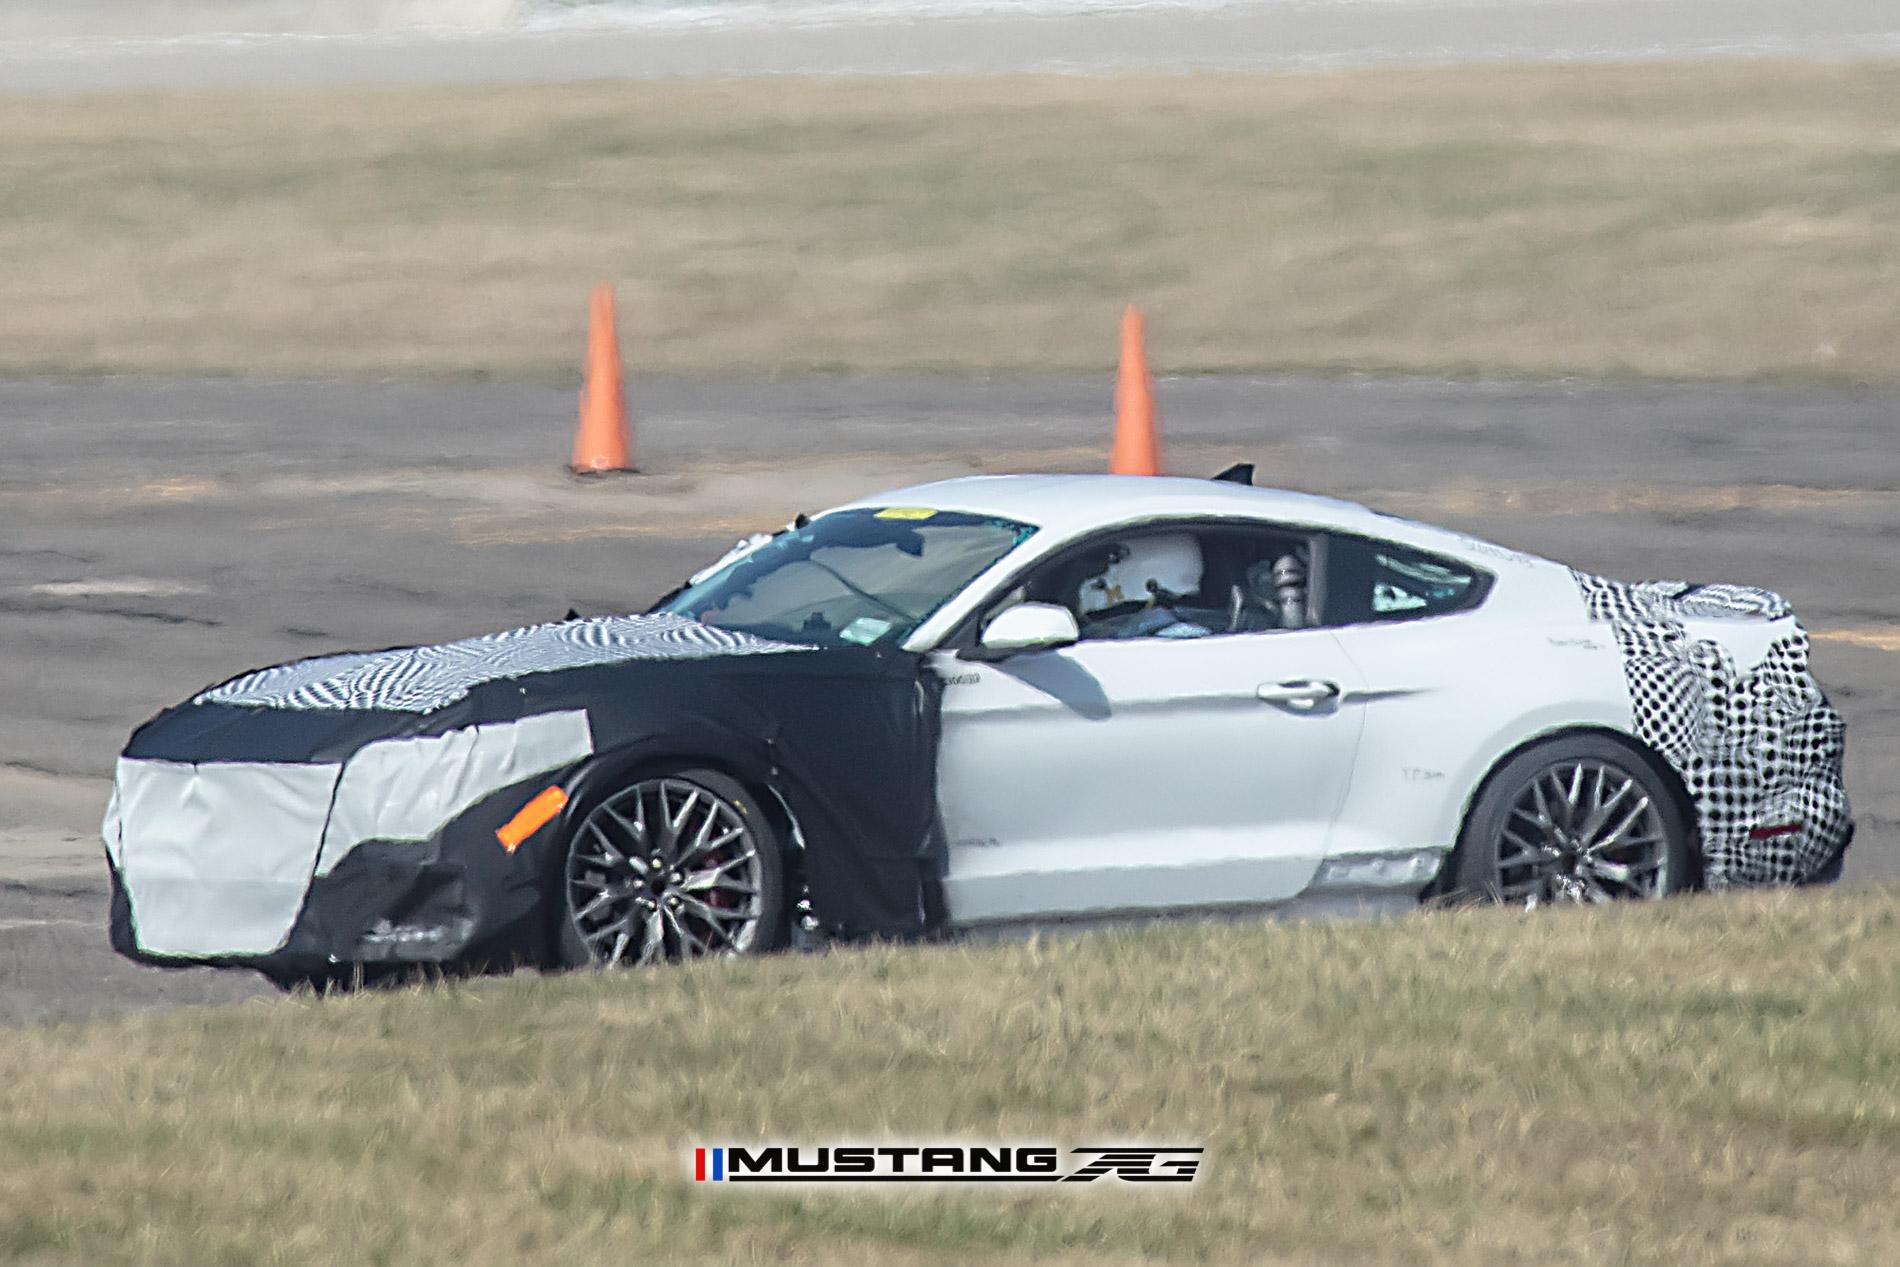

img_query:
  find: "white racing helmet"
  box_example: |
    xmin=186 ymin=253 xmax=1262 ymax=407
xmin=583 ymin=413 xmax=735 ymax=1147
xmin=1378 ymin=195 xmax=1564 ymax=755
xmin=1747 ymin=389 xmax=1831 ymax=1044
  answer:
xmin=1078 ymin=533 xmax=1203 ymax=615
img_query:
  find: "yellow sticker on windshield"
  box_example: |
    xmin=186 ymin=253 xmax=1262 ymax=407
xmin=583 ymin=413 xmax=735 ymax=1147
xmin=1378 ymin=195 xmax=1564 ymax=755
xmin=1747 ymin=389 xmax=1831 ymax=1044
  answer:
xmin=874 ymin=507 xmax=938 ymax=520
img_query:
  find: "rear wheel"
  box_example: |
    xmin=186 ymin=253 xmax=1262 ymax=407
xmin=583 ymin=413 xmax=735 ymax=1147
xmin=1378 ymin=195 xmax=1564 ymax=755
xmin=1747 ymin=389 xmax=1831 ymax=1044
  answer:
xmin=555 ymin=767 xmax=784 ymax=969
xmin=1450 ymin=735 xmax=1694 ymax=905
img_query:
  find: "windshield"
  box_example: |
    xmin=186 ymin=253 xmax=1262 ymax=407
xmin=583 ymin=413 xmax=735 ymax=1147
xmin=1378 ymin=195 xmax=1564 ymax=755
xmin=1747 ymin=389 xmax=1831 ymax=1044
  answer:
xmin=658 ymin=507 xmax=1036 ymax=648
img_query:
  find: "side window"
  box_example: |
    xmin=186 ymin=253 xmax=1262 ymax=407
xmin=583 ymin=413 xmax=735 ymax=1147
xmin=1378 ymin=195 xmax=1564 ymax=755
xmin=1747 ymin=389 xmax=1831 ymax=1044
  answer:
xmin=1320 ymin=535 xmax=1488 ymax=626
xmin=973 ymin=523 xmax=1318 ymax=644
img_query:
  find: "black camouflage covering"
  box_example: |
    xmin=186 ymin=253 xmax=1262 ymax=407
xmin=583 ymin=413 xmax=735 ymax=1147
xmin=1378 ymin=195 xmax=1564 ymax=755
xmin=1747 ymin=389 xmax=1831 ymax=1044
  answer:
xmin=112 ymin=643 xmax=946 ymax=978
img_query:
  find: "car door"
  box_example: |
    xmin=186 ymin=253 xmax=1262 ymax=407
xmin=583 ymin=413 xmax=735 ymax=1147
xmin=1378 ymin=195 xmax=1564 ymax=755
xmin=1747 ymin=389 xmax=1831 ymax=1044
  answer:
xmin=932 ymin=522 xmax=1369 ymax=928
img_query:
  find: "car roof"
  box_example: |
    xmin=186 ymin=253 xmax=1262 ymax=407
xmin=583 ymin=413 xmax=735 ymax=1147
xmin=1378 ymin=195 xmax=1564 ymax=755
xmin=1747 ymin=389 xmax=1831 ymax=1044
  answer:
xmin=836 ymin=474 xmax=1406 ymax=540
xmin=830 ymin=474 xmax=1568 ymax=650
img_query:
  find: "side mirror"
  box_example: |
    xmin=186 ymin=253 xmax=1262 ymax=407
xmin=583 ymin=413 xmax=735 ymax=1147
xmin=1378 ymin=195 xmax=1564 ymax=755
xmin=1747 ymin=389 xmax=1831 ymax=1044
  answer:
xmin=969 ymin=602 xmax=1080 ymax=659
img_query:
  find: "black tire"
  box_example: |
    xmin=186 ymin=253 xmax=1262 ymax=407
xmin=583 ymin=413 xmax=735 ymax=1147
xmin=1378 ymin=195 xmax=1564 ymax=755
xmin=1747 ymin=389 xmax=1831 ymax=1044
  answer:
xmin=554 ymin=766 xmax=785 ymax=969
xmin=1448 ymin=734 xmax=1695 ymax=905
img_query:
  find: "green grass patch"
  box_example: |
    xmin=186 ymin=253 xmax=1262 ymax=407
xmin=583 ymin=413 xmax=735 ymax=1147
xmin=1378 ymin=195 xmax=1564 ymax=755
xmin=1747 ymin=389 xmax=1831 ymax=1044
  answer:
xmin=3 ymin=886 xmax=1900 ymax=1264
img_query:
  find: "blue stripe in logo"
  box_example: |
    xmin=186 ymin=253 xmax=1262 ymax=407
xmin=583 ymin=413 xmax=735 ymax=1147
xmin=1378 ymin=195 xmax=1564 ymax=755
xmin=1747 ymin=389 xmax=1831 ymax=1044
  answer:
xmin=713 ymin=1146 xmax=724 ymax=1182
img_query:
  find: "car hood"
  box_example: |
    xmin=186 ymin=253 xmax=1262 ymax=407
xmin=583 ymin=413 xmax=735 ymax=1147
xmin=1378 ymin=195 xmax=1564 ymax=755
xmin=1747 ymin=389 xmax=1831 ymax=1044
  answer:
xmin=196 ymin=612 xmax=812 ymax=715
xmin=123 ymin=612 xmax=828 ymax=767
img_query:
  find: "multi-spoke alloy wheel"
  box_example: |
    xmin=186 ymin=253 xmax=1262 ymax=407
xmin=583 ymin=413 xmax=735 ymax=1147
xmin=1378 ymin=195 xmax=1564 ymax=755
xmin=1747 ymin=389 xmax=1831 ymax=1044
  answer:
xmin=559 ymin=770 xmax=782 ymax=968
xmin=1495 ymin=760 xmax=1669 ymax=903
xmin=1450 ymin=736 xmax=1693 ymax=906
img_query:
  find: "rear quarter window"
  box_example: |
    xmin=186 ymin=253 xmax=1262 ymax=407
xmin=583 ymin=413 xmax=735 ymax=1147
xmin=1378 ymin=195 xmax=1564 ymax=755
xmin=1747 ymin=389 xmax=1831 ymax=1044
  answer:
xmin=1322 ymin=535 xmax=1491 ymax=626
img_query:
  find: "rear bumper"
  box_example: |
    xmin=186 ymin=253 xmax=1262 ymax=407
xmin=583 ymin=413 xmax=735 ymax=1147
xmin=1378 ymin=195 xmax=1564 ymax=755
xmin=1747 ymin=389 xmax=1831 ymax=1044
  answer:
xmin=1797 ymin=820 xmax=1854 ymax=887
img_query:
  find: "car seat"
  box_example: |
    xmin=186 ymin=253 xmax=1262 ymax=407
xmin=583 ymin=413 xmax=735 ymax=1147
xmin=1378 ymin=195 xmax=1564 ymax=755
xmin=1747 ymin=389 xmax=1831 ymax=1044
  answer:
xmin=1230 ymin=549 xmax=1310 ymax=631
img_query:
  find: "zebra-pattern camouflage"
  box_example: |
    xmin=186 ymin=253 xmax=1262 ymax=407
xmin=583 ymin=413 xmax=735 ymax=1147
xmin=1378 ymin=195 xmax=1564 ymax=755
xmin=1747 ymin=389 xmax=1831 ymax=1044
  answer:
xmin=1571 ymin=572 xmax=1851 ymax=887
xmin=198 ymin=614 xmax=811 ymax=713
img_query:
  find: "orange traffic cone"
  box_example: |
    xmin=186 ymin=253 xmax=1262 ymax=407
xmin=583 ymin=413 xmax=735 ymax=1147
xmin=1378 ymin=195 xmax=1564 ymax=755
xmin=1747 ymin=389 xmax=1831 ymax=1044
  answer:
xmin=571 ymin=283 xmax=636 ymax=475
xmin=1110 ymin=304 xmax=1160 ymax=476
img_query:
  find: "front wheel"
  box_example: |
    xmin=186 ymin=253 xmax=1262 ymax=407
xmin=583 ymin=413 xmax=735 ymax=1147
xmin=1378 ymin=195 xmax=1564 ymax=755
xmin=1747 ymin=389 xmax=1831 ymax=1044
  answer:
xmin=1449 ymin=735 xmax=1695 ymax=905
xmin=555 ymin=767 xmax=785 ymax=969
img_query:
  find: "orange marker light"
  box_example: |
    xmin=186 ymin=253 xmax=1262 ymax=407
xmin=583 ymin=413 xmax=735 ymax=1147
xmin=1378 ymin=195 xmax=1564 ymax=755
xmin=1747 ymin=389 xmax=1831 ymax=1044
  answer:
xmin=496 ymin=786 xmax=569 ymax=854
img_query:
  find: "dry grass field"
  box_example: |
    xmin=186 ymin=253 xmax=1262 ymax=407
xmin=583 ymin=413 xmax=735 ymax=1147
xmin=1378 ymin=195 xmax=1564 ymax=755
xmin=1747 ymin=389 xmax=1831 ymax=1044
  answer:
xmin=2 ymin=886 xmax=1898 ymax=1265
xmin=4 ymin=61 xmax=1899 ymax=380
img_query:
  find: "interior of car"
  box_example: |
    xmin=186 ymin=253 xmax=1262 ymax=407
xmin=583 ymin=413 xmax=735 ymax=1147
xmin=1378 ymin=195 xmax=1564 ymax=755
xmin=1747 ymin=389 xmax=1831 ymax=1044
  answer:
xmin=1001 ymin=525 xmax=1316 ymax=641
xmin=972 ymin=522 xmax=1486 ymax=646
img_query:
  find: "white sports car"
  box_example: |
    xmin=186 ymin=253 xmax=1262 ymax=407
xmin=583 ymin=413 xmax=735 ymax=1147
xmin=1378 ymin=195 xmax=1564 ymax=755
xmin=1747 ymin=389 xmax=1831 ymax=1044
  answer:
xmin=105 ymin=471 xmax=1852 ymax=983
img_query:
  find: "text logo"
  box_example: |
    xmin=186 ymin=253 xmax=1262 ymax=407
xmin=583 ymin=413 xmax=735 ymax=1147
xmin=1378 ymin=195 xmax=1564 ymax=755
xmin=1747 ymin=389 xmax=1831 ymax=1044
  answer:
xmin=692 ymin=1144 xmax=1201 ymax=1184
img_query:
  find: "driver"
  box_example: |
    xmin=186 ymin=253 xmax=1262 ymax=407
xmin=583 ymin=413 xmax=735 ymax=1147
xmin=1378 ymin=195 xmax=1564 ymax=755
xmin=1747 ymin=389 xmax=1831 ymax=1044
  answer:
xmin=1075 ymin=533 xmax=1214 ymax=640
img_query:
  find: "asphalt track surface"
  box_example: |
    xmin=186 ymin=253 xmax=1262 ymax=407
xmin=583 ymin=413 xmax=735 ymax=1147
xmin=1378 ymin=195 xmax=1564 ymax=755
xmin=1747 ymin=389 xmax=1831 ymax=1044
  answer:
xmin=6 ymin=0 xmax=1899 ymax=95
xmin=1 ymin=374 xmax=1894 ymax=1023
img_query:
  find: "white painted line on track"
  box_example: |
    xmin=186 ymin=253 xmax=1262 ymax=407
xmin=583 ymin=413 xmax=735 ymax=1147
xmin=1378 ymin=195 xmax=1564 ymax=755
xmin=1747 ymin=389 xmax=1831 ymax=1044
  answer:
xmin=27 ymin=578 xmax=204 ymax=599
xmin=1813 ymin=628 xmax=1900 ymax=654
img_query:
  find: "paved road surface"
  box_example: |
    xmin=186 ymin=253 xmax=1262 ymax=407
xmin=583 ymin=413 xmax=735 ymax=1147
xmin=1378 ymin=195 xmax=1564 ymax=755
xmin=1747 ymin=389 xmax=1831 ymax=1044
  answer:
xmin=1 ymin=374 xmax=1893 ymax=1022
xmin=6 ymin=0 xmax=1899 ymax=95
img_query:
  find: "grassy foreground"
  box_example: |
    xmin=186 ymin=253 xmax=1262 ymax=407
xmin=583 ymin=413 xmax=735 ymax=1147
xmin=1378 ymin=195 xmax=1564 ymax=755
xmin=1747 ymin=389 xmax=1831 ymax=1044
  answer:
xmin=3 ymin=889 xmax=1899 ymax=1265
xmin=6 ymin=61 xmax=1899 ymax=381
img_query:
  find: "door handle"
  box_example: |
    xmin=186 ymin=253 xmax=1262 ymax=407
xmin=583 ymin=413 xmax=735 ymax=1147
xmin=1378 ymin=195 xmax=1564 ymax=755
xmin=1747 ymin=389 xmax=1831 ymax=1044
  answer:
xmin=1256 ymin=679 xmax=1341 ymax=710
